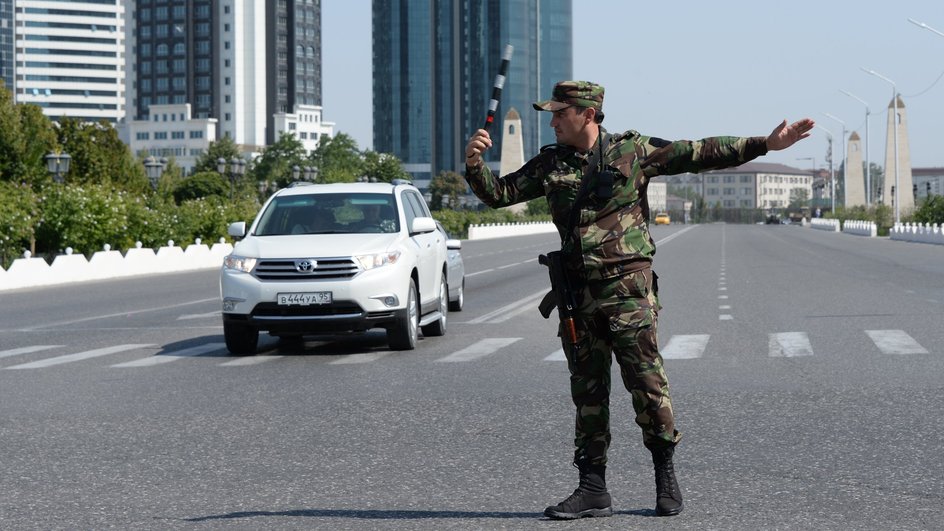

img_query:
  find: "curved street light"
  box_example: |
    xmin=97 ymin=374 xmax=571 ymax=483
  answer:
xmin=822 ymin=113 xmax=847 ymax=211
xmin=144 ymin=156 xmax=168 ymax=191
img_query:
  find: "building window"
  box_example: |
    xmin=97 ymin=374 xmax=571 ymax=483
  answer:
xmin=136 ymin=132 xmax=149 ymax=140
xmin=154 ymin=131 xmax=168 ymax=139
xmin=190 ymin=130 xmax=204 ymax=139
xmin=172 ymin=131 xmax=185 ymax=139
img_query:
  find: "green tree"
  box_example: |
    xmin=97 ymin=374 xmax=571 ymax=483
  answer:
xmin=0 ymin=181 xmax=39 ymax=265
xmin=194 ymin=136 xmax=242 ymax=174
xmin=361 ymin=151 xmax=409 ymax=183
xmin=913 ymin=195 xmax=944 ymax=225
xmin=311 ymin=133 xmax=361 ymax=183
xmin=0 ymin=83 xmax=59 ymax=186
xmin=789 ymin=188 xmax=810 ymax=209
xmin=56 ymin=118 xmax=146 ymax=189
xmin=526 ymin=197 xmax=549 ymax=216
xmin=250 ymin=132 xmax=308 ymax=187
xmin=427 ymin=171 xmax=468 ymax=210
xmin=173 ymin=171 xmax=230 ymax=204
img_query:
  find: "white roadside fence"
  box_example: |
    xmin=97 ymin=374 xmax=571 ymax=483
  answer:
xmin=0 ymin=238 xmax=234 ymax=292
xmin=890 ymin=222 xmax=944 ymax=245
xmin=467 ymin=221 xmax=557 ymax=240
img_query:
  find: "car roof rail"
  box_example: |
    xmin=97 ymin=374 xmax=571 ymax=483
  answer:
xmin=288 ymin=181 xmax=314 ymax=187
xmin=391 ymin=178 xmax=413 ymax=186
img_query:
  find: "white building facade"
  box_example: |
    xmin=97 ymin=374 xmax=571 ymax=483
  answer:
xmin=12 ymin=0 xmax=127 ymax=123
xmin=272 ymin=103 xmax=334 ymax=153
xmin=702 ymin=162 xmax=813 ymax=210
xmin=117 ymin=103 xmax=217 ymax=174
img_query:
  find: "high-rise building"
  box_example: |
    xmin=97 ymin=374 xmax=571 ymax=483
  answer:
xmin=0 ymin=1 xmax=13 ymax=90
xmin=372 ymin=0 xmax=572 ymax=187
xmin=9 ymin=0 xmax=127 ymax=123
xmin=123 ymin=0 xmax=332 ymax=171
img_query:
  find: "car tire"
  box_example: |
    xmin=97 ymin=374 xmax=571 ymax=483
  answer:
xmin=224 ymin=321 xmax=259 ymax=355
xmin=422 ymin=276 xmax=448 ymax=337
xmin=448 ymin=278 xmax=464 ymax=312
xmin=388 ymin=278 xmax=419 ymax=350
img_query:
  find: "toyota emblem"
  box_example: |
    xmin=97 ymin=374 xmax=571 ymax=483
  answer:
xmin=295 ymin=259 xmax=317 ymax=273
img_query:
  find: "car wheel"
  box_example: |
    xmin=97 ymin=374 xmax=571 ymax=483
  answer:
xmin=448 ymin=278 xmax=464 ymax=312
xmin=224 ymin=321 xmax=259 ymax=355
xmin=388 ymin=278 xmax=419 ymax=350
xmin=422 ymin=276 xmax=448 ymax=337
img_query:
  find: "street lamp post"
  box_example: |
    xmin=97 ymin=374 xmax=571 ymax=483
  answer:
xmin=908 ymin=18 xmax=944 ymax=38
xmin=44 ymin=152 xmax=72 ymax=184
xmin=862 ymin=67 xmax=900 ymax=224
xmin=796 ymin=156 xmax=817 ymax=214
xmin=144 ymin=156 xmax=168 ymax=191
xmin=816 ymin=125 xmax=836 ymax=214
xmin=840 ymin=90 xmax=871 ymax=206
xmin=823 ymin=113 xmax=847 ymax=211
xmin=218 ymin=157 xmax=246 ymax=201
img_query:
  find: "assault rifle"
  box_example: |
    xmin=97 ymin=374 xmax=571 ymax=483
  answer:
xmin=538 ymin=251 xmax=578 ymax=348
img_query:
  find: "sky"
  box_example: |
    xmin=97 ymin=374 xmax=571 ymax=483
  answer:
xmin=322 ymin=0 xmax=944 ymax=171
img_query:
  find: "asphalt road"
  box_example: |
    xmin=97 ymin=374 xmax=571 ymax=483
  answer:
xmin=1 ymin=224 xmax=942 ymax=530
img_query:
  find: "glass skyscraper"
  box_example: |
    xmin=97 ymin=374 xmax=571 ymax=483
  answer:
xmin=372 ymin=0 xmax=572 ymax=185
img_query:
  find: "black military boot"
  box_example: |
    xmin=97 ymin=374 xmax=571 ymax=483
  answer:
xmin=543 ymin=462 xmax=613 ymax=520
xmin=651 ymin=445 xmax=683 ymax=516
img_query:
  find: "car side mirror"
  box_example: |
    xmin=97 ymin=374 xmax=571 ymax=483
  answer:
xmin=446 ymin=239 xmax=461 ymax=250
xmin=228 ymin=221 xmax=247 ymax=239
xmin=410 ymin=217 xmax=436 ymax=235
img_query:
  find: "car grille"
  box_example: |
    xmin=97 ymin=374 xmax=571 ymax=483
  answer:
xmin=251 ymin=301 xmax=363 ymax=317
xmin=253 ymin=257 xmax=359 ymax=280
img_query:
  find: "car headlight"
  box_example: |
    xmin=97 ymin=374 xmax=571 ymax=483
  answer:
xmin=355 ymin=250 xmax=401 ymax=271
xmin=223 ymin=254 xmax=257 ymax=273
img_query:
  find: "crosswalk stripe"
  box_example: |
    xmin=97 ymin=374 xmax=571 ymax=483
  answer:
xmin=0 ymin=345 xmax=63 ymax=360
xmin=464 ymin=291 xmax=545 ymax=324
xmin=436 ymin=338 xmax=521 ymax=362
xmin=4 ymin=344 xmax=154 ymax=370
xmin=110 ymin=343 xmax=226 ymax=368
xmin=177 ymin=311 xmax=220 ymax=321
xmin=865 ymin=330 xmax=929 ymax=355
xmin=330 ymin=352 xmax=391 ymax=365
xmin=218 ymin=355 xmax=284 ymax=366
xmin=544 ymin=349 xmax=566 ymax=361
xmin=769 ymin=332 xmax=814 ymax=357
xmin=662 ymin=335 xmax=710 ymax=359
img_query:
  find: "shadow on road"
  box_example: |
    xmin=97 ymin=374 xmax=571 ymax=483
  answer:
xmin=181 ymin=508 xmax=542 ymax=522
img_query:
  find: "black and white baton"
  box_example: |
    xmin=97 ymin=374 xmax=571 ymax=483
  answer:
xmin=483 ymin=44 xmax=514 ymax=132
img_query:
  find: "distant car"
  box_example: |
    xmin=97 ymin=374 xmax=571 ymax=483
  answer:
xmin=654 ymin=213 xmax=671 ymax=225
xmin=435 ymin=221 xmax=465 ymax=311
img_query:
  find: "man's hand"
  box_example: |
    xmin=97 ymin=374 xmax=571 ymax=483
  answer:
xmin=465 ymin=129 xmax=492 ymax=167
xmin=766 ymin=118 xmax=815 ymax=151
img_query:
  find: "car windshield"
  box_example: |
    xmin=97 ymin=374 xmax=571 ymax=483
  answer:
xmin=254 ymin=192 xmax=400 ymax=236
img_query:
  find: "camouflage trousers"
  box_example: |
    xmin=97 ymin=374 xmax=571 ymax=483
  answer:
xmin=562 ymin=267 xmax=681 ymax=466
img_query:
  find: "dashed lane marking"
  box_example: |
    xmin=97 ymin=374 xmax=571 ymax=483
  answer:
xmin=0 ymin=345 xmax=63 ymax=360
xmin=865 ymin=330 xmax=930 ymax=355
xmin=4 ymin=344 xmax=154 ymax=370
xmin=769 ymin=332 xmax=814 ymax=357
xmin=110 ymin=342 xmax=226 ymax=367
xmin=661 ymin=335 xmax=710 ymax=359
xmin=436 ymin=337 xmax=522 ymax=362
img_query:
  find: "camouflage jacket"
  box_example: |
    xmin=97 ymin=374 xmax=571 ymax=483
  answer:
xmin=464 ymin=128 xmax=768 ymax=281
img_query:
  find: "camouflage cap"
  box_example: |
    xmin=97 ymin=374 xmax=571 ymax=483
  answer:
xmin=532 ymin=81 xmax=604 ymax=112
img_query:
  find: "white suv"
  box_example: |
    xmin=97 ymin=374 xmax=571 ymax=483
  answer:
xmin=220 ymin=180 xmax=451 ymax=354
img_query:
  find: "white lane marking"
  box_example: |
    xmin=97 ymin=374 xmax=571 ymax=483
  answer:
xmin=329 ymin=352 xmax=391 ymax=365
xmin=177 ymin=311 xmax=220 ymax=321
xmin=436 ymin=338 xmax=522 ymax=362
xmin=662 ymin=335 xmax=710 ymax=359
xmin=865 ymin=330 xmax=929 ymax=355
xmin=497 ymin=263 xmax=519 ymax=270
xmin=5 ymin=344 xmax=154 ymax=369
xmin=719 ymin=305 xmax=731 ymax=310
xmin=544 ymin=349 xmax=566 ymax=361
xmin=718 ymin=287 xmax=727 ymax=291
xmin=0 ymin=345 xmax=63 ymax=360
xmin=653 ymin=225 xmax=698 ymax=246
xmin=466 ymin=269 xmax=495 ymax=278
xmin=219 ymin=355 xmax=284 ymax=366
xmin=769 ymin=332 xmax=814 ymax=357
xmin=466 ymin=290 xmax=546 ymax=324
xmin=111 ymin=343 xmax=226 ymax=367
xmin=718 ymin=295 xmax=729 ymax=300
xmin=23 ymin=298 xmax=218 ymax=331
xmin=719 ymin=314 xmax=733 ymax=320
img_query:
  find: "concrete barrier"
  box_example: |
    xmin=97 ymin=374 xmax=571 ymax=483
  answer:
xmin=890 ymin=222 xmax=944 ymax=245
xmin=842 ymin=220 xmax=877 ymax=237
xmin=0 ymin=238 xmax=234 ymax=292
xmin=810 ymin=218 xmax=840 ymax=232
xmin=467 ymin=221 xmax=557 ymax=240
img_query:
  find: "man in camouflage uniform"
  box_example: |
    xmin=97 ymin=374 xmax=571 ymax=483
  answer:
xmin=464 ymin=81 xmax=813 ymax=520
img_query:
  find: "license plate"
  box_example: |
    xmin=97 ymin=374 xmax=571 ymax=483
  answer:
xmin=277 ymin=292 xmax=332 ymax=306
